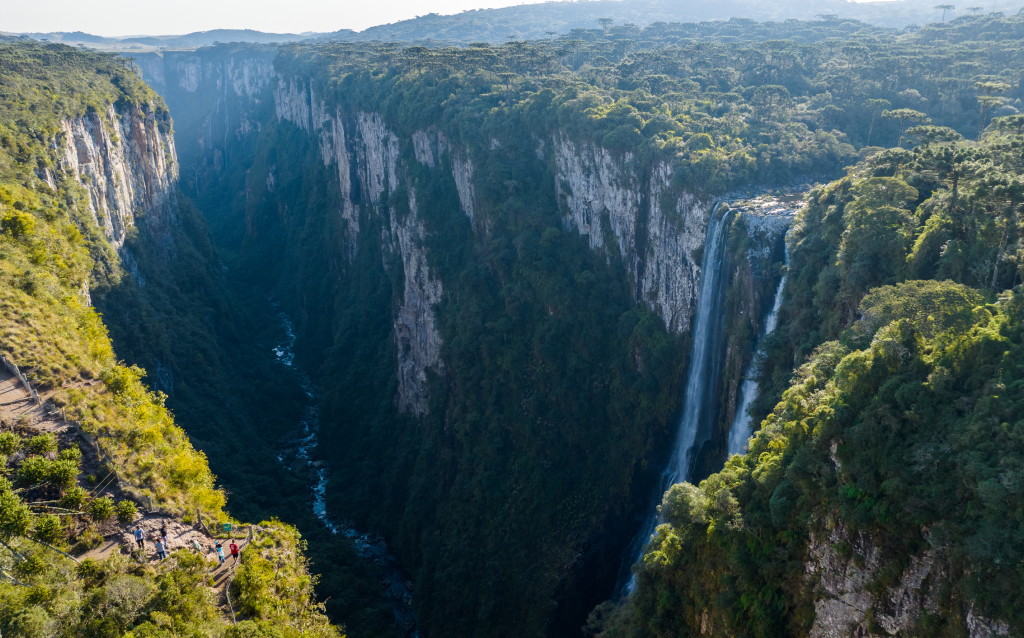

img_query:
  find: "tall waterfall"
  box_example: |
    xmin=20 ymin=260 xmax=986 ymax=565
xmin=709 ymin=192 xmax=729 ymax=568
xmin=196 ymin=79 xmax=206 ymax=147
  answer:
xmin=618 ymin=204 xmax=732 ymax=595
xmin=727 ymin=249 xmax=788 ymax=456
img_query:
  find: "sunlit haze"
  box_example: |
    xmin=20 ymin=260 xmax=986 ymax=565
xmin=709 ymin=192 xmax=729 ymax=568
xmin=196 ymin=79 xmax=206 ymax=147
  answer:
xmin=3 ymin=0 xmax=549 ymax=36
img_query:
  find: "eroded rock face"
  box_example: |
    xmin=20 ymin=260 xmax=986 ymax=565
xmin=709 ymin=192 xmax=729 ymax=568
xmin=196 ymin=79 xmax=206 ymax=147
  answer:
xmin=273 ymin=78 xmax=445 ymax=415
xmin=642 ymin=163 xmax=713 ymax=333
xmin=553 ymin=134 xmax=639 ymax=259
xmin=389 ymin=189 xmax=444 ymax=416
xmin=57 ymin=102 xmax=178 ymax=251
xmin=552 ymin=137 xmax=716 ymax=334
xmin=806 ymin=523 xmax=1008 ymax=638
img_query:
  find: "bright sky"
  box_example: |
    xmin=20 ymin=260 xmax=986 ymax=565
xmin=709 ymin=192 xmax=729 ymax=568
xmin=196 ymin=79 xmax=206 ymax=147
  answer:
xmin=4 ymin=0 xmax=549 ymax=36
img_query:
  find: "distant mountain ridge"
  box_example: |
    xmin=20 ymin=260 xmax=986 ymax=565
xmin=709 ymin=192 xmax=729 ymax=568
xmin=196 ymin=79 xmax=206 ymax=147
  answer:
xmin=10 ymin=28 xmax=316 ymax=48
xmin=11 ymin=0 xmax=1024 ymax=48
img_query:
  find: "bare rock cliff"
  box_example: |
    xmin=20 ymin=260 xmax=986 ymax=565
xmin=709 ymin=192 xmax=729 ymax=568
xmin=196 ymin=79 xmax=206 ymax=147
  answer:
xmin=274 ymin=77 xmax=447 ymax=415
xmin=56 ymin=101 xmax=178 ymax=252
xmin=553 ymin=136 xmax=713 ymax=334
xmin=806 ymin=521 xmax=1009 ymax=638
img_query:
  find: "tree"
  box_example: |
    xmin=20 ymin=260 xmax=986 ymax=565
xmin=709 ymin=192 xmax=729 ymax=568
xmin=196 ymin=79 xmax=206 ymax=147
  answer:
xmin=865 ymin=99 xmax=891 ymax=146
xmin=935 ymin=4 xmax=955 ymax=21
xmin=967 ymin=5 xmax=982 ymax=13
xmin=882 ymin=108 xmax=927 ymax=147
xmin=975 ymin=81 xmax=1011 ymax=139
xmin=751 ymin=84 xmax=790 ymax=120
xmin=598 ymin=17 xmax=614 ymax=32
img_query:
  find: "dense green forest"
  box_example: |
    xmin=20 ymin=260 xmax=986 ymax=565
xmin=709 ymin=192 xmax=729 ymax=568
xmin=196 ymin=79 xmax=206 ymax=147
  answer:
xmin=135 ymin=10 xmax=1024 ymax=638
xmin=5 ymin=7 xmax=1024 ymax=637
xmin=592 ymin=105 xmax=1024 ymax=638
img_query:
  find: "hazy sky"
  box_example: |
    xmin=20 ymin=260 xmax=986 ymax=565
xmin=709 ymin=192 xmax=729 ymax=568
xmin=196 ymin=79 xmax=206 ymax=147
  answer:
xmin=4 ymin=0 xmax=549 ymax=36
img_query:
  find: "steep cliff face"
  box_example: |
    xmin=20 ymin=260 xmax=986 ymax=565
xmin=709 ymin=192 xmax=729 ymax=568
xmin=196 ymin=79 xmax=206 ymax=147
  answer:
xmin=388 ymin=189 xmax=444 ymax=415
xmin=272 ymin=76 xmax=448 ymax=415
xmin=56 ymin=102 xmax=178 ymax=252
xmin=806 ymin=522 xmax=1009 ymax=638
xmin=134 ymin=47 xmax=278 ymax=202
xmin=552 ymin=137 xmax=715 ymax=334
xmin=138 ymin=49 xmax=786 ymax=637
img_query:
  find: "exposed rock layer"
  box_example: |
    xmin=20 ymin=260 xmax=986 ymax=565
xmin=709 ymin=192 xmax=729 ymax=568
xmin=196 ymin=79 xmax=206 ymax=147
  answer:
xmin=56 ymin=102 xmax=178 ymax=251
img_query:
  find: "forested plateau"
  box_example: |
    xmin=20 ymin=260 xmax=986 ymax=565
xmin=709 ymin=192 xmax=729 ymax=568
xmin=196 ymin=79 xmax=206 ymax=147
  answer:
xmin=1 ymin=9 xmax=1023 ymax=638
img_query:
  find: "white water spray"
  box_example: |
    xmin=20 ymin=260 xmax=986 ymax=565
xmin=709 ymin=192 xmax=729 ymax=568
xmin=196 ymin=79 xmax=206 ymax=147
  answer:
xmin=727 ymin=250 xmax=787 ymax=456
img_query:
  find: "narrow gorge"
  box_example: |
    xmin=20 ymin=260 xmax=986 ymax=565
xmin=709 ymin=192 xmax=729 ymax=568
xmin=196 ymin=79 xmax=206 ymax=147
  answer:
xmin=119 ymin=44 xmax=792 ymax=636
xmin=7 ymin=14 xmax=1023 ymax=636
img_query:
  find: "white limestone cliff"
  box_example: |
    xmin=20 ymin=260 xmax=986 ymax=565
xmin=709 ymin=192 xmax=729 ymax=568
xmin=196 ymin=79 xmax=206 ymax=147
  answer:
xmin=553 ymin=134 xmax=639 ymax=259
xmin=642 ymin=162 xmax=713 ymax=333
xmin=553 ymin=136 xmax=713 ymax=334
xmin=56 ymin=102 xmax=178 ymax=251
xmin=389 ymin=189 xmax=445 ymax=416
xmin=273 ymin=78 xmax=445 ymax=415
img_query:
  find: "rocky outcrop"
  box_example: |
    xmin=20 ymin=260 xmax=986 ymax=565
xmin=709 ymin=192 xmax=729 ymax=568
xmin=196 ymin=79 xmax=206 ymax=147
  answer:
xmin=642 ymin=163 xmax=713 ymax=333
xmin=553 ymin=137 xmax=714 ymax=334
xmin=389 ymin=189 xmax=444 ymax=416
xmin=553 ymin=134 xmax=639 ymax=259
xmin=56 ymin=102 xmax=178 ymax=251
xmin=272 ymin=77 xmax=446 ymax=415
xmin=806 ymin=522 xmax=1009 ymax=638
xmin=453 ymin=153 xmax=476 ymax=222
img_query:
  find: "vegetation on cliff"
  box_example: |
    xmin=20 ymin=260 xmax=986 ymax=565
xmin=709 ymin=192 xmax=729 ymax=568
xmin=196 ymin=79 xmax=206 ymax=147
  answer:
xmin=593 ymin=111 xmax=1024 ymax=636
xmin=148 ymin=12 xmax=1024 ymax=636
xmin=0 ymin=43 xmax=340 ymax=637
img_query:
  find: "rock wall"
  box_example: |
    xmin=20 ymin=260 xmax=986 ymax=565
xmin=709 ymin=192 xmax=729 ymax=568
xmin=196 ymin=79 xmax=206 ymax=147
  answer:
xmin=806 ymin=522 xmax=1009 ymax=638
xmin=273 ymin=77 xmax=448 ymax=415
xmin=552 ymin=136 xmax=720 ymax=334
xmin=56 ymin=102 xmax=178 ymax=251
xmin=389 ymin=189 xmax=445 ymax=416
xmin=132 ymin=48 xmax=278 ymax=194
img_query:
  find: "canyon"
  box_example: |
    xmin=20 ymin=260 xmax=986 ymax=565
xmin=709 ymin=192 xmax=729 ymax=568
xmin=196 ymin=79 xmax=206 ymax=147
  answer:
xmin=4 ymin=17 xmax=1024 ymax=636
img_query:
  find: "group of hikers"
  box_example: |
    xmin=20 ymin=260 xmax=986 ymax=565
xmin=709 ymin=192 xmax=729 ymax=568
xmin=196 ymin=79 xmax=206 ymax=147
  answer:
xmin=132 ymin=522 xmax=240 ymax=565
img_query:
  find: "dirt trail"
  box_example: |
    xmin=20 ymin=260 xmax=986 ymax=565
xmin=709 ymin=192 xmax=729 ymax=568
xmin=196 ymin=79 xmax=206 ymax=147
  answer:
xmin=1 ymin=368 xmax=250 ymax=620
xmin=0 ymin=369 xmax=45 ymax=426
xmin=80 ymin=513 xmax=252 ymax=621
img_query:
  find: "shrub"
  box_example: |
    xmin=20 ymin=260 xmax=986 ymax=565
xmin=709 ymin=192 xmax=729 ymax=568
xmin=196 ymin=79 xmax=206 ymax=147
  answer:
xmin=47 ymin=459 xmax=79 ymax=489
xmin=57 ymin=446 xmax=82 ymax=464
xmin=2 ymin=209 xmax=37 ymax=239
xmin=25 ymin=433 xmax=57 ymax=456
xmin=87 ymin=497 xmax=115 ymax=522
xmin=32 ymin=514 xmax=64 ymax=545
xmin=16 ymin=457 xmax=50 ymax=486
xmin=5 ymin=606 xmax=52 ymax=638
xmin=59 ymin=486 xmax=87 ymax=510
xmin=0 ymin=432 xmax=20 ymax=455
xmin=225 ymin=620 xmax=294 ymax=638
xmin=115 ymin=500 xmax=139 ymax=525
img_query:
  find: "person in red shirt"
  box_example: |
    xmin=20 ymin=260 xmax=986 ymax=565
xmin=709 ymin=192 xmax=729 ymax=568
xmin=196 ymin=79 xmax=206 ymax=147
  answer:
xmin=229 ymin=540 xmax=240 ymax=564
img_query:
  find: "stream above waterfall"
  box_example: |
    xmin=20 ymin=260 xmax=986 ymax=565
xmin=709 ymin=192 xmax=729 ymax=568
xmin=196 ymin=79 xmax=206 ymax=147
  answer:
xmin=272 ymin=309 xmax=419 ymax=636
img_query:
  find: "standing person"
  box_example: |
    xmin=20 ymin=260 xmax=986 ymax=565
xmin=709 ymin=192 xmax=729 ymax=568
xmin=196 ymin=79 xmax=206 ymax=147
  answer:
xmin=160 ymin=524 xmax=169 ymax=546
xmin=133 ymin=526 xmax=145 ymax=549
xmin=191 ymin=538 xmax=203 ymax=555
xmin=155 ymin=538 xmax=167 ymax=560
xmin=215 ymin=542 xmax=225 ymax=565
xmin=229 ymin=540 xmax=239 ymax=565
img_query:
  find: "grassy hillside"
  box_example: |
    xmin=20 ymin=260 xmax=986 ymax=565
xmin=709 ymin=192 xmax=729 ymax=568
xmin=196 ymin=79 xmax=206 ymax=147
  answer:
xmin=0 ymin=42 xmax=342 ymax=637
